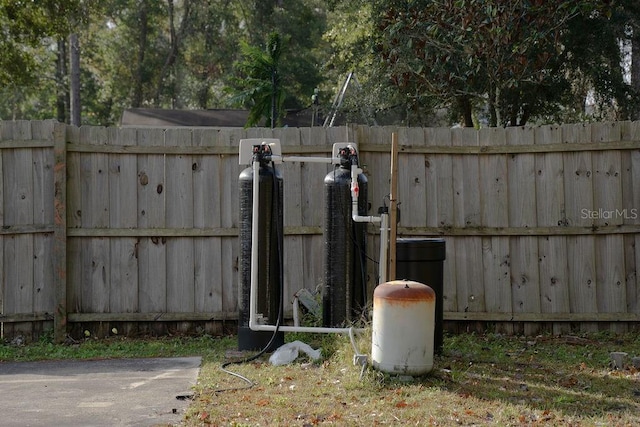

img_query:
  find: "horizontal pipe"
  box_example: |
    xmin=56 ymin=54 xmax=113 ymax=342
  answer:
xmin=251 ymin=323 xmax=364 ymax=334
xmin=264 ymin=154 xmax=336 ymax=164
xmin=282 ymin=155 xmax=334 ymax=164
xmin=352 ymin=211 xmax=382 ymax=224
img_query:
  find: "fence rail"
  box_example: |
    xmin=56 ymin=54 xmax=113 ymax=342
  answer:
xmin=0 ymin=120 xmax=639 ymax=341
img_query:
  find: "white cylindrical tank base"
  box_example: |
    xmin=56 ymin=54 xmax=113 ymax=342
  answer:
xmin=371 ymin=279 xmax=435 ymax=375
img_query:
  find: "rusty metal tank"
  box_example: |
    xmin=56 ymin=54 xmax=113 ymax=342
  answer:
xmin=371 ymin=279 xmax=435 ymax=375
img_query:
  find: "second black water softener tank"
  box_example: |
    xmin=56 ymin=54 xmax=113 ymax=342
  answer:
xmin=323 ymin=154 xmax=368 ymax=327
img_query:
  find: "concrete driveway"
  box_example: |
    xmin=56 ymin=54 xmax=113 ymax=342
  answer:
xmin=0 ymin=357 xmax=201 ymax=427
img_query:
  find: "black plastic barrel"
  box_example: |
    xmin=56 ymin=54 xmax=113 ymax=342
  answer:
xmin=238 ymin=163 xmax=285 ymax=351
xmin=396 ymin=238 xmax=446 ymax=354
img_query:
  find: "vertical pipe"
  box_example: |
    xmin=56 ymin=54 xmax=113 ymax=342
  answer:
xmin=379 ymin=213 xmax=389 ymax=284
xmin=388 ymin=133 xmax=399 ymax=280
xmin=249 ymin=159 xmax=260 ymax=329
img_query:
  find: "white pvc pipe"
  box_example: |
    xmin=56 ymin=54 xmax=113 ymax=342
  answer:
xmin=263 ymin=155 xmax=335 ymax=164
xmin=379 ymin=213 xmax=389 ymax=284
xmin=282 ymin=155 xmax=334 ymax=164
xmin=249 ymin=159 xmax=261 ymax=330
xmin=293 ymin=297 xmax=300 ymax=327
xmin=347 ymin=164 xmax=388 ymax=284
xmin=252 ymin=324 xmax=360 ymax=334
xmin=350 ymin=164 xmax=382 ymax=224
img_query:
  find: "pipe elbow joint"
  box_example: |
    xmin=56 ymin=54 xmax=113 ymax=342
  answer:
xmin=352 ymin=214 xmax=381 ymax=224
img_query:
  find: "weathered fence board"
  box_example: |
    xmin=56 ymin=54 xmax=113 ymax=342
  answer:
xmin=136 ymin=127 xmax=167 ymax=334
xmin=567 ymin=235 xmax=599 ymax=332
xmin=6 ymin=124 xmax=34 ymax=340
xmin=477 ymin=129 xmax=511 ymax=333
xmin=535 ymin=126 xmax=568 ymax=334
xmin=280 ymin=127 xmax=304 ymax=303
xmin=193 ymin=129 xmax=224 ymax=328
xmin=0 ymin=124 xmax=3 ymax=336
xmin=1 ymin=120 xmax=640 ymax=341
xmin=218 ymin=129 xmax=241 ymax=324
xmin=165 ymin=129 xmax=195 ymax=330
xmin=0 ymin=122 xmax=57 ymax=339
xmin=634 ymin=235 xmax=640 ymax=314
xmin=32 ymin=126 xmax=55 ymax=337
xmin=108 ymin=128 xmax=138 ymax=331
xmin=562 ymin=124 xmax=599 ymax=332
xmin=482 ymin=236 xmax=512 ymax=334
xmin=398 ymin=128 xmax=427 ymax=228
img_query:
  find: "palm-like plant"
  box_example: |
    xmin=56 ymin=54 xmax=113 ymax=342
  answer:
xmin=231 ymin=32 xmax=285 ymax=128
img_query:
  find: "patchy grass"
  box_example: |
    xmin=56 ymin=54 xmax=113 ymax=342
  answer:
xmin=185 ymin=330 xmax=640 ymax=426
xmin=0 ymin=331 xmax=232 ymax=362
xmin=2 ymin=329 xmax=639 ymax=426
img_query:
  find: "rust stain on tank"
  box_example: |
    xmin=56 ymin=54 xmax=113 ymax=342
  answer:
xmin=374 ymin=280 xmax=435 ymax=307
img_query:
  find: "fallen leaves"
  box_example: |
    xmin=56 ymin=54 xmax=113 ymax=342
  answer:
xmin=257 ymin=398 xmax=270 ymax=407
xmin=395 ymin=400 xmax=408 ymax=408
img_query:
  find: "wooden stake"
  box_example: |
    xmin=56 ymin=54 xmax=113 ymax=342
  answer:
xmin=388 ymin=133 xmax=399 ymax=281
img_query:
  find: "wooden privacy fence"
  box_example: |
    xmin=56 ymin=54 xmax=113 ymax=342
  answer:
xmin=0 ymin=120 xmax=639 ymax=341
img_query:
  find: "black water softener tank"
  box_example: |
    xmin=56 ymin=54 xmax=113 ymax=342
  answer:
xmin=323 ymin=149 xmax=368 ymax=327
xmin=238 ymin=151 xmax=284 ymax=351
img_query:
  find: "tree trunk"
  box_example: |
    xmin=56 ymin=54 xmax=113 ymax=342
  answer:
xmin=488 ymin=84 xmax=497 ymax=127
xmin=632 ymin=35 xmax=640 ymax=120
xmin=197 ymin=84 xmax=209 ymax=109
xmin=154 ymin=0 xmax=192 ymax=107
xmin=519 ymin=105 xmax=530 ymax=126
xmin=458 ymin=97 xmax=473 ymax=127
xmin=133 ymin=1 xmax=149 ymax=108
xmin=69 ymin=34 xmax=81 ymax=126
xmin=56 ymin=39 xmax=68 ymax=124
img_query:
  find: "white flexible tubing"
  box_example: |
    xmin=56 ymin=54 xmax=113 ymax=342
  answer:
xmin=248 ymin=158 xmax=364 ymax=335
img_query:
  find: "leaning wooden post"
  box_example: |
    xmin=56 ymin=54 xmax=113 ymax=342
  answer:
xmin=388 ymin=132 xmax=399 ymax=281
xmin=53 ymin=122 xmax=67 ymax=343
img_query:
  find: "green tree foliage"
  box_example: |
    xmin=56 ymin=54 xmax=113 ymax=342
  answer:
xmin=235 ymin=0 xmax=327 ymax=111
xmin=0 ymin=0 xmax=85 ymax=120
xmin=74 ymin=0 xmax=325 ymax=125
xmin=372 ymin=1 xmax=575 ymax=126
xmin=180 ymin=1 xmax=244 ymax=109
xmin=368 ymin=0 xmax=639 ymax=127
xmin=1 ymin=0 xmax=639 ymax=127
xmin=0 ymin=0 xmax=83 ymax=86
xmin=322 ymin=1 xmax=399 ymax=125
xmin=560 ymin=0 xmax=640 ymax=122
xmin=230 ymin=32 xmax=285 ymax=127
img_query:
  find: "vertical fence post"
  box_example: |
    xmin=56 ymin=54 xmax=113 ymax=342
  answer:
xmin=53 ymin=122 xmax=67 ymax=343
